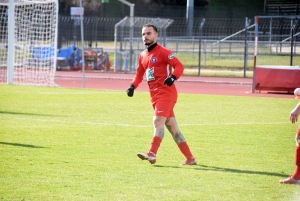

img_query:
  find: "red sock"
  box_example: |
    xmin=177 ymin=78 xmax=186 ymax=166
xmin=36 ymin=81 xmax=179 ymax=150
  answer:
xmin=149 ymin=136 xmax=162 ymax=155
xmin=292 ymin=146 xmax=300 ymax=180
xmin=178 ymin=142 xmax=193 ymax=159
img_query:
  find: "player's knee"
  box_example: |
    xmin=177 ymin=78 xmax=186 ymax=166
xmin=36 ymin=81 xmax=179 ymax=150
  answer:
xmin=296 ymin=136 xmax=300 ymax=146
xmin=153 ymin=116 xmax=165 ymax=128
xmin=297 ymin=127 xmax=300 ymax=146
xmin=165 ymin=117 xmax=176 ymax=126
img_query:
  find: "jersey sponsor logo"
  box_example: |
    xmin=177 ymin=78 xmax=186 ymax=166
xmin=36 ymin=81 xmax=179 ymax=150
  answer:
xmin=168 ymin=53 xmax=175 ymax=59
xmin=151 ymin=57 xmax=157 ymax=63
xmin=146 ymin=67 xmax=155 ymax=81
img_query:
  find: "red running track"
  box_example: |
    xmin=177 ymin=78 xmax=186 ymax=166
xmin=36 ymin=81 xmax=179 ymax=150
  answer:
xmin=54 ymin=71 xmax=295 ymax=99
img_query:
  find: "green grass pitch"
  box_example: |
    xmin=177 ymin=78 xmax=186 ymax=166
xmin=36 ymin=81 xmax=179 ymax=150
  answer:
xmin=0 ymin=84 xmax=299 ymax=201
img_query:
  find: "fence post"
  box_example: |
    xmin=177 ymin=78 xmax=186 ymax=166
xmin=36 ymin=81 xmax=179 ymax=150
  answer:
xmin=163 ymin=27 xmax=167 ymax=47
xmin=252 ymin=16 xmax=259 ymax=93
xmin=204 ymin=40 xmax=206 ymax=66
xmin=269 ymin=18 xmax=272 ymax=54
xmin=243 ymin=17 xmax=249 ymax=78
xmin=290 ymin=18 xmax=298 ymax=66
xmin=198 ymin=18 xmax=205 ymax=76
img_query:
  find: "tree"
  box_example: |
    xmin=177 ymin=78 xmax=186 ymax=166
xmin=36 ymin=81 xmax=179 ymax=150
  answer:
xmin=209 ymin=0 xmax=263 ymax=8
xmin=60 ymin=0 xmax=101 ymax=14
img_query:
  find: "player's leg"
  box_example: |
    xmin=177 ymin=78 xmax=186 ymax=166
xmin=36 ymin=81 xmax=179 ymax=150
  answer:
xmin=291 ymin=129 xmax=300 ymax=181
xmin=165 ymin=112 xmax=196 ymax=165
xmin=280 ymin=126 xmax=300 ymax=184
xmin=293 ymin=132 xmax=300 ymax=179
xmin=149 ymin=115 xmax=167 ymax=156
xmin=165 ymin=117 xmax=186 ymax=144
xmin=137 ymin=101 xmax=167 ymax=164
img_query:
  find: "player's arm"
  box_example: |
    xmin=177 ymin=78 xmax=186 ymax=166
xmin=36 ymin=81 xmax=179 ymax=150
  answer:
xmin=131 ymin=64 xmax=145 ymax=89
xmin=126 ymin=55 xmax=145 ymax=97
xmin=290 ymin=102 xmax=300 ymax=124
xmin=168 ymin=53 xmax=184 ymax=80
xmin=164 ymin=52 xmax=184 ymax=86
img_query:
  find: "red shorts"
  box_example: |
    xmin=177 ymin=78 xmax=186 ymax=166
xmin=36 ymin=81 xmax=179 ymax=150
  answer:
xmin=152 ymin=100 xmax=175 ymax=118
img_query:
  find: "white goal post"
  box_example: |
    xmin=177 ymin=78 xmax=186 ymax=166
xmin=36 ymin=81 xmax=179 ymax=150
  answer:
xmin=0 ymin=0 xmax=58 ymax=86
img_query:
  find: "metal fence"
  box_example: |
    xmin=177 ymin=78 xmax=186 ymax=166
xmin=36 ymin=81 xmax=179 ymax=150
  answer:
xmin=58 ymin=16 xmax=121 ymax=48
xmin=58 ymin=17 xmax=254 ymax=47
xmin=114 ymin=17 xmax=174 ymax=72
xmin=56 ymin=15 xmax=300 ymax=77
xmin=255 ymin=16 xmax=300 ymax=67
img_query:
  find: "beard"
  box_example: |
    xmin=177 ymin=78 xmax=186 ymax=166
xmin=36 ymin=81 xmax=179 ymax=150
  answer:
xmin=144 ymin=40 xmax=154 ymax=46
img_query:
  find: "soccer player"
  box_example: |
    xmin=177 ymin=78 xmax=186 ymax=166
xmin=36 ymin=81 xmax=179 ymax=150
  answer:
xmin=280 ymin=101 xmax=300 ymax=184
xmin=126 ymin=24 xmax=196 ymax=165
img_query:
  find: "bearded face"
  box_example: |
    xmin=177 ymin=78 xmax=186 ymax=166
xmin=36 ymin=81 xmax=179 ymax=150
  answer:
xmin=142 ymin=26 xmax=158 ymax=46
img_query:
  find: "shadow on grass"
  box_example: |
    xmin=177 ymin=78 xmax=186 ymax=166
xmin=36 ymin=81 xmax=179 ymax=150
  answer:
xmin=0 ymin=142 xmax=45 ymax=148
xmin=154 ymin=165 xmax=182 ymax=169
xmin=0 ymin=110 xmax=65 ymax=117
xmin=154 ymin=164 xmax=287 ymax=177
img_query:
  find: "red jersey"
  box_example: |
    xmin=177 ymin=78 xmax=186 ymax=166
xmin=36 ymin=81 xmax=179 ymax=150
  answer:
xmin=131 ymin=43 xmax=184 ymax=104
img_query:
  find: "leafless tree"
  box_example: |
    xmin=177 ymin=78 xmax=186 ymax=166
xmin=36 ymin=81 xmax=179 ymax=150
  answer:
xmin=61 ymin=0 xmax=101 ymax=13
xmin=59 ymin=0 xmax=211 ymax=15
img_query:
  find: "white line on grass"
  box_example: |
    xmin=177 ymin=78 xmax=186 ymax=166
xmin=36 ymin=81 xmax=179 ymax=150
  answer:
xmin=180 ymin=122 xmax=290 ymax=126
xmin=37 ymin=91 xmax=123 ymax=95
xmin=0 ymin=116 xmax=289 ymax=127
xmin=0 ymin=90 xmax=124 ymax=95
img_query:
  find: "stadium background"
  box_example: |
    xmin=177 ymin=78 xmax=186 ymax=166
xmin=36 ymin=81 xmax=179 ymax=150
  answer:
xmin=56 ymin=0 xmax=300 ymax=76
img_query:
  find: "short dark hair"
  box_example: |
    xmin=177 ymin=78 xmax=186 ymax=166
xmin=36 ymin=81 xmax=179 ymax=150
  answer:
xmin=143 ymin=24 xmax=158 ymax=33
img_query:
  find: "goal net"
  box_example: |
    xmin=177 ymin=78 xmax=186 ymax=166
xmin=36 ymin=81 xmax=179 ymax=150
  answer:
xmin=0 ymin=0 xmax=58 ymax=86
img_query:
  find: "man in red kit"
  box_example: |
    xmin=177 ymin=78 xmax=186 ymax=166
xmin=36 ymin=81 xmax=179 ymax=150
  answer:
xmin=280 ymin=101 xmax=300 ymax=184
xmin=126 ymin=24 xmax=196 ymax=165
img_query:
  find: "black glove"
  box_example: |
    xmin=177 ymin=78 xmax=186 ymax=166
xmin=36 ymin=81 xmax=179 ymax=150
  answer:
xmin=163 ymin=74 xmax=177 ymax=86
xmin=126 ymin=84 xmax=135 ymax=97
